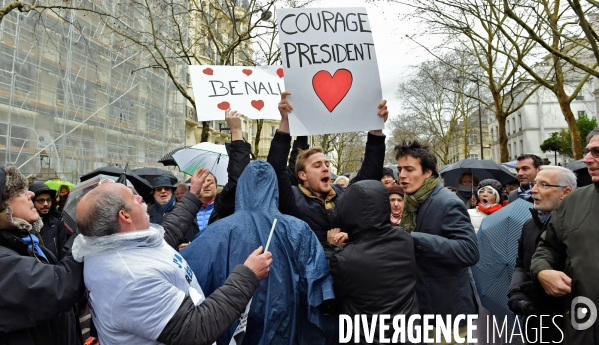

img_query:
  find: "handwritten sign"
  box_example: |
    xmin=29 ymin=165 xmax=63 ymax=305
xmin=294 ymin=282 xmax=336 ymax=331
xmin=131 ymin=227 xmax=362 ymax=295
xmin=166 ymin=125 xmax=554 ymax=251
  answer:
xmin=277 ymin=8 xmax=384 ymax=136
xmin=189 ymin=65 xmax=285 ymax=121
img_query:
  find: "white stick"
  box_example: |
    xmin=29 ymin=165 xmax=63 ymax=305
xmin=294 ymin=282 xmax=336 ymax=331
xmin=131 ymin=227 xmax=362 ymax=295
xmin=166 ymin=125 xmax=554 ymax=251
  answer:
xmin=264 ymin=218 xmax=277 ymax=252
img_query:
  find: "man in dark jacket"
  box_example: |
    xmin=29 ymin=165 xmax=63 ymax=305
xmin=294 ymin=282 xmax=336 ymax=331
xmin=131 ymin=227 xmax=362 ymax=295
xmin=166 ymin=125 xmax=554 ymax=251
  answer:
xmin=395 ymin=140 xmax=479 ymax=342
xmin=508 ymin=166 xmax=575 ymax=342
xmin=73 ymin=168 xmax=273 ymax=345
xmin=28 ymin=182 xmax=70 ymax=260
xmin=266 ymin=91 xmax=388 ymax=246
xmin=531 ymin=128 xmax=599 ymax=344
xmin=326 ymin=180 xmax=418 ymax=344
xmin=0 ymin=166 xmax=84 ymax=345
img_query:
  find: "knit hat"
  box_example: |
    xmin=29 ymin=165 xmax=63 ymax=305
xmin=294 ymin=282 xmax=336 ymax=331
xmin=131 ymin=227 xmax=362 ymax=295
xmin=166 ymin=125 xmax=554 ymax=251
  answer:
xmin=387 ymin=184 xmax=404 ymax=197
xmin=476 ymin=179 xmax=502 ymax=202
xmin=0 ymin=166 xmax=42 ymax=233
xmin=382 ymin=167 xmax=395 ymax=178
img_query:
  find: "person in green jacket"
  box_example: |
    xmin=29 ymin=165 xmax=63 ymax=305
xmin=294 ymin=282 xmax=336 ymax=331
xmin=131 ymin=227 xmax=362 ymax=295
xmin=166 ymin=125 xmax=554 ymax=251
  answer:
xmin=531 ymin=127 xmax=599 ymax=344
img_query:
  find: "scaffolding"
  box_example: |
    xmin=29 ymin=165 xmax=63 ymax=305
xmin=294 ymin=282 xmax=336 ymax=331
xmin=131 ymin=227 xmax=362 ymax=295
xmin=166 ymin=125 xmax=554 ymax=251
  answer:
xmin=0 ymin=0 xmax=186 ymax=183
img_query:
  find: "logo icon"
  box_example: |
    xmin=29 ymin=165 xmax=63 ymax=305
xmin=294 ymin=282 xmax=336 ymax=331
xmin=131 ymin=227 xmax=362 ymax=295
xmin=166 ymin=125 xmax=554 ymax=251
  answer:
xmin=571 ymin=296 xmax=597 ymax=331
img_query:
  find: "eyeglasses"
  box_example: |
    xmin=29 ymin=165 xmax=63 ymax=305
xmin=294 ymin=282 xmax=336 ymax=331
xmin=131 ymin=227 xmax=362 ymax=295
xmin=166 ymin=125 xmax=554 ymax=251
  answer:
xmin=583 ymin=147 xmax=599 ymax=158
xmin=34 ymin=198 xmax=52 ymax=204
xmin=530 ymin=181 xmax=567 ymax=190
xmin=477 ymin=188 xmax=496 ymax=195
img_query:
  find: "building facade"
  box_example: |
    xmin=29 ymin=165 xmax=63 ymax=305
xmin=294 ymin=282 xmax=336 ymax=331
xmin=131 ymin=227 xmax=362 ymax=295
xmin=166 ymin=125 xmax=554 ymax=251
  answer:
xmin=0 ymin=1 xmax=186 ymax=182
xmin=488 ymin=80 xmax=597 ymax=165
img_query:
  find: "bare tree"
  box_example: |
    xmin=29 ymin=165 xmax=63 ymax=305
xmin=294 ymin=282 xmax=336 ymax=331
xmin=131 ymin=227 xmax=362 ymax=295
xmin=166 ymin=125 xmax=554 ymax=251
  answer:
xmin=500 ymin=0 xmax=597 ymax=159
xmin=386 ymin=0 xmax=541 ymax=161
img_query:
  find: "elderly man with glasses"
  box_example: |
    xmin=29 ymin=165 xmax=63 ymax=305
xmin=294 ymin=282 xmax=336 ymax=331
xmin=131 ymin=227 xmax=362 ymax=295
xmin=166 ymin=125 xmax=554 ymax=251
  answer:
xmin=28 ymin=182 xmax=71 ymax=260
xmin=530 ymin=127 xmax=599 ymax=344
xmin=508 ymin=165 xmax=576 ymax=343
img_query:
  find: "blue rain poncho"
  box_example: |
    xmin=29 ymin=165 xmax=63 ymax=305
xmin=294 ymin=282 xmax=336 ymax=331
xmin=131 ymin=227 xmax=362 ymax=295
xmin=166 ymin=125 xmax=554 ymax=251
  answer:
xmin=182 ymin=160 xmax=335 ymax=345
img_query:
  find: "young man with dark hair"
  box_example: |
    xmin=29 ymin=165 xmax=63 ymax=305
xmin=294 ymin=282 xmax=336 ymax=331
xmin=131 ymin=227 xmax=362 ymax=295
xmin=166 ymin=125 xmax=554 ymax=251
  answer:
xmin=267 ymin=91 xmax=388 ymax=246
xmin=395 ymin=140 xmax=479 ymax=342
xmin=508 ymin=154 xmax=543 ymax=203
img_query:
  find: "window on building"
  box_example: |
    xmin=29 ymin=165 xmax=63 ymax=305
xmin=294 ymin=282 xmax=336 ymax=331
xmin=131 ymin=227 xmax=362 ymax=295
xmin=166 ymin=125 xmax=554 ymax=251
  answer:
xmin=576 ymin=95 xmax=585 ymax=100
xmin=578 ymin=110 xmax=587 ymax=117
xmin=518 ymin=114 xmax=522 ymax=131
xmin=507 ymin=121 xmax=510 ymax=135
xmin=270 ymin=125 xmax=276 ymax=137
xmin=508 ymin=143 xmax=511 ymax=158
xmin=467 ymin=154 xmax=478 ymax=160
xmin=512 ymin=118 xmax=516 ymax=134
xmin=467 ymin=133 xmax=478 ymax=146
xmin=520 ymin=140 xmax=524 ymax=154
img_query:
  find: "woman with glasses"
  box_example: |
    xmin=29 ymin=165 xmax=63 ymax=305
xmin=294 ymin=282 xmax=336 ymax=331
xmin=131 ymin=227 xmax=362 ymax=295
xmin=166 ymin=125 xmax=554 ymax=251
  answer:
xmin=467 ymin=179 xmax=505 ymax=233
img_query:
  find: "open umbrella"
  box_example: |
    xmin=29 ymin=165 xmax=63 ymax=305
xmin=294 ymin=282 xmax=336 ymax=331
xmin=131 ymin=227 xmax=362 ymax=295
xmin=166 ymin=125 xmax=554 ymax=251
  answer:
xmin=62 ymin=175 xmax=144 ymax=234
xmin=173 ymin=142 xmax=229 ymax=185
xmin=158 ymin=146 xmax=191 ymax=166
xmin=80 ymin=166 xmax=153 ymax=204
xmin=440 ymin=159 xmax=516 ymax=186
xmin=132 ymin=167 xmax=178 ymax=186
xmin=44 ymin=178 xmax=75 ymax=192
xmin=566 ymin=159 xmax=592 ymax=187
xmin=472 ymin=198 xmax=532 ymax=326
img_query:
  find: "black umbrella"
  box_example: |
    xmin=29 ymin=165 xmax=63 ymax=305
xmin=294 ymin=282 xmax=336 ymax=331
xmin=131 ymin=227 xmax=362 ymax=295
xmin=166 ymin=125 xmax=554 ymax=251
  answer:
xmin=158 ymin=146 xmax=191 ymax=166
xmin=132 ymin=167 xmax=178 ymax=186
xmin=566 ymin=159 xmax=592 ymax=187
xmin=80 ymin=166 xmax=153 ymax=204
xmin=440 ymin=159 xmax=516 ymax=186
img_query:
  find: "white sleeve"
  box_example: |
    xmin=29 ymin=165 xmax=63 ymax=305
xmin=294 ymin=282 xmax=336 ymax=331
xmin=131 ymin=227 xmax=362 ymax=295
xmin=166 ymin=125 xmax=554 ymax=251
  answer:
xmin=111 ymin=277 xmax=186 ymax=341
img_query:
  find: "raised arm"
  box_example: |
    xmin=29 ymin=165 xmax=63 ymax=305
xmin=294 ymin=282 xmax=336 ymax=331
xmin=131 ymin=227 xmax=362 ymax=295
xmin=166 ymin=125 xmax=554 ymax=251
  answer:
xmin=352 ymin=100 xmax=388 ymax=184
xmin=162 ymin=169 xmax=210 ymax=249
xmin=209 ymin=109 xmax=251 ymax=224
xmin=266 ymin=91 xmax=296 ymax=215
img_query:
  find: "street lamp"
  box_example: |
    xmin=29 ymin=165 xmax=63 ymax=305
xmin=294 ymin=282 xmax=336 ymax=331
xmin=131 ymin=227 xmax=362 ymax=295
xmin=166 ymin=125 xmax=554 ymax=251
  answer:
xmin=453 ymin=77 xmax=484 ymax=160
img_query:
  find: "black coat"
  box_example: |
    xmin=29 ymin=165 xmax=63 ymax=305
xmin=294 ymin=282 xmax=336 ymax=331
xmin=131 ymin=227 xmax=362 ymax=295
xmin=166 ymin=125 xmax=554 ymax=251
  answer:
xmin=326 ymin=181 xmax=418 ymax=343
xmin=28 ymin=183 xmax=71 ymax=260
xmin=508 ymin=209 xmax=563 ymax=342
xmin=267 ymin=130 xmax=386 ymax=243
xmin=0 ymin=228 xmax=84 ymax=345
xmin=148 ymin=200 xmax=199 ymax=243
xmin=208 ymin=140 xmax=251 ymax=225
xmin=410 ymin=182 xmax=479 ymax=322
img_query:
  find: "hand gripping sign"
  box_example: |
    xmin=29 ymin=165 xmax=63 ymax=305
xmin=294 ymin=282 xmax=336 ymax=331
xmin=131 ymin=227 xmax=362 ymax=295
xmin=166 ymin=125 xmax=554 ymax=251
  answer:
xmin=189 ymin=65 xmax=285 ymax=122
xmin=277 ymin=8 xmax=384 ymax=136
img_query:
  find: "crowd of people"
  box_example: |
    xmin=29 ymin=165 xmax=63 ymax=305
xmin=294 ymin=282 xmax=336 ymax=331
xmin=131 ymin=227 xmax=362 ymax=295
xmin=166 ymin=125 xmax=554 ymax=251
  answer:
xmin=1 ymin=93 xmax=599 ymax=345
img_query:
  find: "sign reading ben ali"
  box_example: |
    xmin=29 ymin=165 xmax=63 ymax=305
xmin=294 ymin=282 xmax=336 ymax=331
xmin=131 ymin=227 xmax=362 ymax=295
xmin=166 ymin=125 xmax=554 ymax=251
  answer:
xmin=277 ymin=8 xmax=383 ymax=136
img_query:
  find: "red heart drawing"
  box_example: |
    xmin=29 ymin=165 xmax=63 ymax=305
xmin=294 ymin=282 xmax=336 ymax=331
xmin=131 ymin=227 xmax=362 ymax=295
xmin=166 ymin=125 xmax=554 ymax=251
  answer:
xmin=276 ymin=68 xmax=284 ymax=78
xmin=217 ymin=102 xmax=230 ymax=110
xmin=312 ymin=69 xmax=353 ymax=112
xmin=242 ymin=69 xmax=253 ymax=76
xmin=251 ymin=100 xmax=264 ymax=111
xmin=203 ymin=68 xmax=213 ymax=75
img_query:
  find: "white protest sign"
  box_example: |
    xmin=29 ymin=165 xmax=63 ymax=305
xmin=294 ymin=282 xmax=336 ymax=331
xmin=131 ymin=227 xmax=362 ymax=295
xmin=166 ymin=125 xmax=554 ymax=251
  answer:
xmin=277 ymin=8 xmax=384 ymax=136
xmin=189 ymin=65 xmax=285 ymax=121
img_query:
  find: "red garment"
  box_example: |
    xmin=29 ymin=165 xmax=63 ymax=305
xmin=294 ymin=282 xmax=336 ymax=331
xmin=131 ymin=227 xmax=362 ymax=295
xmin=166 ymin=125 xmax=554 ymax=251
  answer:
xmin=477 ymin=203 xmax=503 ymax=215
xmin=201 ymin=197 xmax=215 ymax=209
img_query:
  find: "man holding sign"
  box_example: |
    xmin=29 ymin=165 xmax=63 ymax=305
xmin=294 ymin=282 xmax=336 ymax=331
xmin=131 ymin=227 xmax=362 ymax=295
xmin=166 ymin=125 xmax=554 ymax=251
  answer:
xmin=267 ymin=91 xmax=387 ymax=246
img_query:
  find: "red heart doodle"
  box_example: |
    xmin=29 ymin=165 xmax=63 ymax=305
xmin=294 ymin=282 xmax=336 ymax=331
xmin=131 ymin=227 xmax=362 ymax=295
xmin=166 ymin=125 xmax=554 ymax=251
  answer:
xmin=203 ymin=68 xmax=213 ymax=75
xmin=242 ymin=69 xmax=253 ymax=76
xmin=312 ymin=69 xmax=353 ymax=112
xmin=217 ymin=101 xmax=230 ymax=110
xmin=276 ymin=68 xmax=284 ymax=78
xmin=251 ymin=100 xmax=264 ymax=111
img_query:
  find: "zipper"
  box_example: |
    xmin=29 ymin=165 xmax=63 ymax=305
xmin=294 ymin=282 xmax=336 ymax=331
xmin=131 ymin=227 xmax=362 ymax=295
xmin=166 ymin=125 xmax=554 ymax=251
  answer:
xmin=53 ymin=237 xmax=58 ymax=254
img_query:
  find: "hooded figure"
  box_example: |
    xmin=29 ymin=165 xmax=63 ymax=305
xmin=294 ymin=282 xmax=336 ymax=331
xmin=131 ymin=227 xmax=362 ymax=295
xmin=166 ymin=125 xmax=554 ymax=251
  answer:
xmin=326 ymin=180 xmax=419 ymax=343
xmin=0 ymin=166 xmax=83 ymax=345
xmin=182 ymin=160 xmax=334 ymax=345
xmin=28 ymin=183 xmax=70 ymax=259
